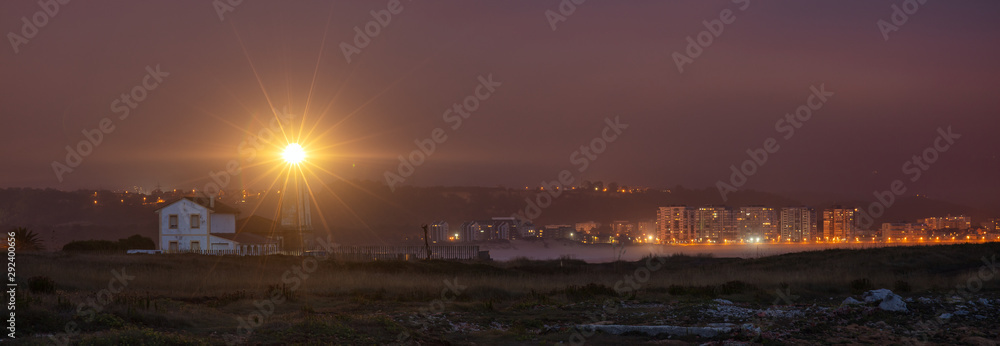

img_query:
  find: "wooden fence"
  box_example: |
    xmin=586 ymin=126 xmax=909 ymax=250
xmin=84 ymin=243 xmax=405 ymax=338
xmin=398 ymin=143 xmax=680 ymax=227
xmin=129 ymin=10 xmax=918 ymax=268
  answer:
xmin=102 ymin=245 xmax=488 ymax=260
xmin=322 ymin=245 xmax=485 ymax=260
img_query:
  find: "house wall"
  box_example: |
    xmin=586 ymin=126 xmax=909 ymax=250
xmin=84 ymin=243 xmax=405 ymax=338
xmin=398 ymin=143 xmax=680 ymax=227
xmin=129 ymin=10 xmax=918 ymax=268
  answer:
xmin=208 ymin=235 xmax=237 ymax=250
xmin=211 ymin=213 xmax=236 ymax=234
xmin=157 ymin=199 xmax=211 ymax=252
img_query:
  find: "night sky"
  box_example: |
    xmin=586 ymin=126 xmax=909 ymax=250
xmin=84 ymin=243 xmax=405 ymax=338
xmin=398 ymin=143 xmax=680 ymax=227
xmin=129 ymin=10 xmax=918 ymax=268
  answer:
xmin=2 ymin=1 xmax=998 ymax=209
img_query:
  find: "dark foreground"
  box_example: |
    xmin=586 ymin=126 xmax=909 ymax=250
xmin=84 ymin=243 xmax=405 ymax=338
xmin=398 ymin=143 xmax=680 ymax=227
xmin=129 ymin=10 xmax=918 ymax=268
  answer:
xmin=13 ymin=242 xmax=1000 ymax=345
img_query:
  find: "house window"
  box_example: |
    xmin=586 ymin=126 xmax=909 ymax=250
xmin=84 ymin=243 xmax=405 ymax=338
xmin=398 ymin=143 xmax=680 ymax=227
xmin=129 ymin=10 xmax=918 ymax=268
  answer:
xmin=191 ymin=241 xmax=201 ymax=252
xmin=168 ymin=241 xmax=178 ymax=252
xmin=168 ymin=215 xmax=178 ymax=229
xmin=190 ymin=214 xmax=201 ymax=228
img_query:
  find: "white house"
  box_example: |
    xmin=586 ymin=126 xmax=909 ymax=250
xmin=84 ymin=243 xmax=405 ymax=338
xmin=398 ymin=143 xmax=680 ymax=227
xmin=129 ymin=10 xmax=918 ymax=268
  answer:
xmin=156 ymin=197 xmax=277 ymax=254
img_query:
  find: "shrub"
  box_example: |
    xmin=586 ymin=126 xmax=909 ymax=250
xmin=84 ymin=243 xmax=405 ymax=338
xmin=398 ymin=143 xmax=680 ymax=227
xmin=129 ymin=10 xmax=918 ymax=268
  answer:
xmin=267 ymin=283 xmax=296 ymax=302
xmin=117 ymin=235 xmax=155 ymax=250
xmin=850 ymin=278 xmax=873 ymax=294
xmin=716 ymin=280 xmax=752 ymax=295
xmin=459 ymin=285 xmax=512 ymax=302
xmin=62 ymin=240 xmax=121 ymax=252
xmin=27 ymin=276 xmax=55 ymax=294
xmin=61 ymin=234 xmax=156 ymax=252
xmin=564 ymin=283 xmax=617 ymax=301
xmin=21 ymin=307 xmax=68 ymax=335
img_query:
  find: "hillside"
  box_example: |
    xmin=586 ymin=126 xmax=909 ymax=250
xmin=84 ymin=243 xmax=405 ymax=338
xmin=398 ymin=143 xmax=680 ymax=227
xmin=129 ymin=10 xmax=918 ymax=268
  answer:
xmin=0 ymin=183 xmax=996 ymax=248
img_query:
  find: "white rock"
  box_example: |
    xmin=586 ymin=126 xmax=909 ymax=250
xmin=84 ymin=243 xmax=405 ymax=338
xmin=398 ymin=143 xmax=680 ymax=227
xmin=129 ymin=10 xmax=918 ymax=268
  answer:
xmin=713 ymin=299 xmax=733 ymax=305
xmin=939 ymin=313 xmax=953 ymax=319
xmin=863 ymin=289 xmax=894 ymax=303
xmin=842 ymin=297 xmax=864 ymax=305
xmin=954 ymin=310 xmax=969 ymax=316
xmin=762 ymin=308 xmax=805 ymax=318
xmin=878 ymin=294 xmax=908 ymax=312
xmin=917 ymin=297 xmax=935 ymax=304
xmin=577 ymin=324 xmax=736 ymax=338
xmin=741 ymin=323 xmax=762 ymax=334
xmin=862 ymin=289 xmax=907 ymax=312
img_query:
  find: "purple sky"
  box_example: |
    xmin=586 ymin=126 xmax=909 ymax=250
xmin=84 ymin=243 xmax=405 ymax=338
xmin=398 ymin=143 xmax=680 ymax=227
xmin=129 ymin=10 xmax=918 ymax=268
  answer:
xmin=1 ymin=1 xmax=998 ymax=209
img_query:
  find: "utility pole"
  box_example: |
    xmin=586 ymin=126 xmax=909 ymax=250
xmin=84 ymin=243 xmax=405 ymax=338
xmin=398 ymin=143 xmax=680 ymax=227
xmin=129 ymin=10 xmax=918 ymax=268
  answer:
xmin=422 ymin=224 xmax=431 ymax=260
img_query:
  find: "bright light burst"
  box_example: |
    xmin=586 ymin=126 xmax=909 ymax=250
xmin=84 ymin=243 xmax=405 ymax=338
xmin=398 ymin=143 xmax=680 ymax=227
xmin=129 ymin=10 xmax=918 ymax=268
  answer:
xmin=196 ymin=13 xmax=403 ymax=262
xmin=282 ymin=143 xmax=306 ymax=165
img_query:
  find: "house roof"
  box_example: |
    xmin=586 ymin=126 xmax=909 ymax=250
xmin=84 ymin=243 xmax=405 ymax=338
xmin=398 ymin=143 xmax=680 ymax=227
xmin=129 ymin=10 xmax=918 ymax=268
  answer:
xmin=211 ymin=232 xmax=276 ymax=245
xmin=154 ymin=196 xmax=240 ymax=214
xmin=236 ymin=215 xmax=281 ymax=235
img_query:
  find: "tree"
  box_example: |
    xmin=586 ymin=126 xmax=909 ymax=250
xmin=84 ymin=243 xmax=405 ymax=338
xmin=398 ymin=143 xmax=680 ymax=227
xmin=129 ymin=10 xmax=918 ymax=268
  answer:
xmin=421 ymin=224 xmax=432 ymax=260
xmin=11 ymin=227 xmax=44 ymax=252
xmin=118 ymin=234 xmax=155 ymax=250
xmin=608 ymin=182 xmax=619 ymax=193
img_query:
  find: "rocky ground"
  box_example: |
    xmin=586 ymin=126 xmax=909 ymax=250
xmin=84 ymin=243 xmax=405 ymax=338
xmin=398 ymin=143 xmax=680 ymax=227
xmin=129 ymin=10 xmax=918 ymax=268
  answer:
xmin=390 ymin=289 xmax=1000 ymax=345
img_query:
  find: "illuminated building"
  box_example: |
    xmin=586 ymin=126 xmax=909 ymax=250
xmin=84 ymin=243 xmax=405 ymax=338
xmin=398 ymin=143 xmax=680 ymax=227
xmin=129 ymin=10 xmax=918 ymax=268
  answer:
xmin=695 ymin=206 xmax=735 ymax=242
xmin=822 ymin=206 xmax=858 ymax=241
xmin=737 ymin=206 xmax=778 ymax=242
xmin=779 ymin=207 xmax=815 ymax=242
xmin=920 ymin=215 xmax=972 ymax=230
xmin=657 ymin=206 xmax=696 ymax=242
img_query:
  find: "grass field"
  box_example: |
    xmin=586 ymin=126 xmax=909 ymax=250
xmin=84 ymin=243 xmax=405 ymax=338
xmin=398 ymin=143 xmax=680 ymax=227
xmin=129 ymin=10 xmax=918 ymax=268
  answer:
xmin=13 ymin=242 xmax=1000 ymax=345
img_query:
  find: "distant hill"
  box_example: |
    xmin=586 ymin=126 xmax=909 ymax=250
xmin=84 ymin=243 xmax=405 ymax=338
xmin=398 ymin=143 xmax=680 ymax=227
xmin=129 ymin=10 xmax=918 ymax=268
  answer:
xmin=0 ymin=184 xmax=996 ymax=248
xmin=0 ymin=188 xmax=158 ymax=251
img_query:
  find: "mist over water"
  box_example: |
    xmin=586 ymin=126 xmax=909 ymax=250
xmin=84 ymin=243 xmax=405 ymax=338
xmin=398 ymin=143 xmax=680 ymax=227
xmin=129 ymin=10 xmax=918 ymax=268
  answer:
xmin=482 ymin=240 xmax=929 ymax=263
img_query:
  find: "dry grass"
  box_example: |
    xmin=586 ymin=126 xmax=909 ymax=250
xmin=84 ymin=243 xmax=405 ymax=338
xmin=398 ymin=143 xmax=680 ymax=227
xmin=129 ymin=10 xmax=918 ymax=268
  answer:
xmin=14 ymin=242 xmax=1000 ymax=344
xmin=23 ymin=242 xmax=999 ymax=299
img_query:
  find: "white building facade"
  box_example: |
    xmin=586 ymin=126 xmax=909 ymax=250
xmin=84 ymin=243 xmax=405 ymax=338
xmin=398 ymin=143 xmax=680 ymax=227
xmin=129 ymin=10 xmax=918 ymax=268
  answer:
xmin=156 ymin=197 xmax=276 ymax=254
